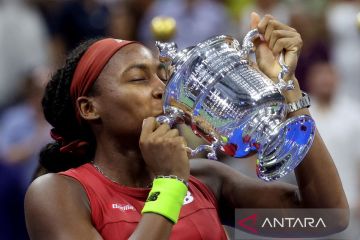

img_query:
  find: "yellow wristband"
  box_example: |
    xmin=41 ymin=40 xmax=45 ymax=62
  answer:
xmin=141 ymin=178 xmax=188 ymax=223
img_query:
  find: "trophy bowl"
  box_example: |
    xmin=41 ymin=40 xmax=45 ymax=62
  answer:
xmin=156 ymin=29 xmax=315 ymax=181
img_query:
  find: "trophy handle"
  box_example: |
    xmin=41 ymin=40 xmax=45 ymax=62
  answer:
xmin=156 ymin=106 xmax=185 ymax=127
xmin=275 ymin=53 xmax=295 ymax=92
xmin=156 ymin=106 xmax=220 ymax=160
xmin=186 ymin=145 xmax=217 ymax=160
xmin=185 ymin=139 xmax=220 ymax=160
xmin=240 ymin=29 xmax=295 ymax=92
xmin=155 ymin=41 xmax=178 ymax=66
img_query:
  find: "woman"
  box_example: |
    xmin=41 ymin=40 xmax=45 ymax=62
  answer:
xmin=25 ymin=13 xmax=349 ymax=239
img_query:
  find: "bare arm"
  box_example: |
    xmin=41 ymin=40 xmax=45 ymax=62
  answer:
xmin=191 ymin=123 xmax=349 ymax=230
xmin=25 ymin=174 xmax=103 ymax=240
xmin=291 ymin=109 xmax=348 ymax=210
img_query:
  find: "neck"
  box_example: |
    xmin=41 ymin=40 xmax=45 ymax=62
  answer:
xmin=92 ymin=134 xmax=154 ymax=188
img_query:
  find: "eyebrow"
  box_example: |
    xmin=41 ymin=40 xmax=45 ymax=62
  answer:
xmin=123 ymin=63 xmax=166 ymax=74
xmin=122 ymin=64 xmax=148 ymax=74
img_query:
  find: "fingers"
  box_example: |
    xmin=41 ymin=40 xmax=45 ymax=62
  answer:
xmin=163 ymin=128 xmax=180 ymax=138
xmin=141 ymin=117 xmax=182 ymax=140
xmin=257 ymin=14 xmax=274 ymax=37
xmin=253 ymin=14 xmax=302 ymax=59
xmin=140 ymin=117 xmax=157 ymax=141
xmin=152 ymin=123 xmax=171 ymax=137
xmin=268 ymin=30 xmax=302 ymax=55
xmin=175 ymin=136 xmax=188 ymax=148
xmin=140 ymin=117 xmax=172 ymax=141
xmin=261 ymin=17 xmax=296 ymax=44
xmin=258 ymin=15 xmax=295 ymax=37
xmin=272 ymin=36 xmax=302 ymax=57
xmin=250 ymin=12 xmax=261 ymax=29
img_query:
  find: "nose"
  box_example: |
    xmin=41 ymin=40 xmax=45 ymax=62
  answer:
xmin=152 ymin=77 xmax=165 ymax=99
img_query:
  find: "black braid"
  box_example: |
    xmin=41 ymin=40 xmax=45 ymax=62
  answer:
xmin=38 ymin=38 xmax=103 ymax=174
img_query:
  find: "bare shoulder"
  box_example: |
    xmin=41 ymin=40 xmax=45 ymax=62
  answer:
xmin=25 ymin=173 xmax=99 ymax=239
xmin=26 ymin=173 xmax=89 ymax=210
xmin=28 ymin=172 xmax=82 ymax=190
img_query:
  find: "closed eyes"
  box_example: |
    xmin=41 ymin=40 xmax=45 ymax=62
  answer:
xmin=131 ymin=78 xmax=146 ymax=82
xmin=159 ymin=77 xmax=168 ymax=83
xmin=131 ymin=76 xmax=167 ymax=83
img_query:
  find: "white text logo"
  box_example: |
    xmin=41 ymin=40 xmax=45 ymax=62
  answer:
xmin=112 ymin=204 xmax=136 ymax=212
xmin=261 ymin=217 xmax=327 ymax=228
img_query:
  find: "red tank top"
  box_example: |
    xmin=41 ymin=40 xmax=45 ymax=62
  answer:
xmin=60 ymin=163 xmax=228 ymax=240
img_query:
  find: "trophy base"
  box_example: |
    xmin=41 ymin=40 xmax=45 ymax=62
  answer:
xmin=256 ymin=115 xmax=315 ymax=181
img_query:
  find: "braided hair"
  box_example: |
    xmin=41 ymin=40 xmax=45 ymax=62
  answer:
xmin=39 ymin=39 xmax=102 ymax=174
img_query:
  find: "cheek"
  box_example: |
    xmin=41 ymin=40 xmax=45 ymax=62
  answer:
xmin=100 ymin=88 xmax=153 ymax=128
xmin=119 ymin=88 xmax=154 ymax=113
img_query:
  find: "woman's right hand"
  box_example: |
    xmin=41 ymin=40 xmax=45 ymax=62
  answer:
xmin=139 ymin=117 xmax=190 ymax=181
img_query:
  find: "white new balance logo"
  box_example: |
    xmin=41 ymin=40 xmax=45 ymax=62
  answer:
xmin=183 ymin=191 xmax=194 ymax=205
xmin=112 ymin=203 xmax=135 ymax=212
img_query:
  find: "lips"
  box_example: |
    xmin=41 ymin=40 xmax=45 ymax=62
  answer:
xmin=154 ymin=106 xmax=164 ymax=116
xmin=155 ymin=111 xmax=164 ymax=117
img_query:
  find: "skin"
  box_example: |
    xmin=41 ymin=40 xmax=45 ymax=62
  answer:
xmin=25 ymin=14 xmax=349 ymax=240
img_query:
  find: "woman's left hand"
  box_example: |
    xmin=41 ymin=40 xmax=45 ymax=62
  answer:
xmin=250 ymin=12 xmax=303 ymax=102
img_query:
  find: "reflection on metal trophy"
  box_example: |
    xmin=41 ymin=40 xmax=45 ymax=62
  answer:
xmin=156 ymin=29 xmax=315 ymax=181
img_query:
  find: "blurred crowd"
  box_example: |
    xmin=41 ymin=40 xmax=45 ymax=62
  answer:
xmin=0 ymin=0 xmax=359 ymax=239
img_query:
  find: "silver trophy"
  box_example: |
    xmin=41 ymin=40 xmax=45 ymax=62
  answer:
xmin=156 ymin=29 xmax=315 ymax=181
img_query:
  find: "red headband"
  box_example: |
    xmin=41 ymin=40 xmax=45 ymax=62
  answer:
xmin=70 ymin=38 xmax=136 ymax=122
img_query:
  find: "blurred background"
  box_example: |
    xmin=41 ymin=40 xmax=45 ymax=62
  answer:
xmin=0 ymin=0 xmax=359 ymax=239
